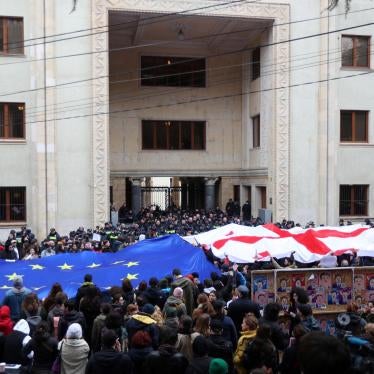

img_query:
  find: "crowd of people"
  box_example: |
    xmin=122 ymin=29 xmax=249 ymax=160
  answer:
xmin=0 ymin=205 xmax=373 ymax=268
xmin=0 ymin=206 xmax=373 ymax=372
xmin=0 ymin=264 xmax=373 ymax=374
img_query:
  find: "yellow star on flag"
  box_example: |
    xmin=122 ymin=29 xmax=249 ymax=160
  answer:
xmin=124 ymin=261 xmax=139 ymax=268
xmin=87 ymin=262 xmax=101 ymax=268
xmin=58 ymin=263 xmax=74 ymax=270
xmin=5 ymin=272 xmax=23 ymax=281
xmin=32 ymin=286 xmax=46 ymax=291
xmin=29 ymin=264 xmax=45 ymax=270
xmin=0 ymin=285 xmax=12 ymax=289
xmin=126 ymin=273 xmax=138 ymax=280
xmin=112 ymin=260 xmax=125 ymax=265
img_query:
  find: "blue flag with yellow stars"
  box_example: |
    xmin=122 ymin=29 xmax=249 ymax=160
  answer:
xmin=0 ymin=235 xmax=217 ymax=300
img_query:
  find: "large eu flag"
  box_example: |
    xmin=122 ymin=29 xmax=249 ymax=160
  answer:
xmin=0 ymin=235 xmax=217 ymax=300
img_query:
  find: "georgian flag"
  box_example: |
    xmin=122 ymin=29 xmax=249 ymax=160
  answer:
xmin=191 ymin=223 xmax=374 ymax=263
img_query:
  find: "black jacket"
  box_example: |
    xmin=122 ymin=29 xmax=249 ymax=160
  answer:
xmin=58 ymin=310 xmax=87 ymax=341
xmin=144 ymin=344 xmax=188 ymax=374
xmin=23 ymin=336 xmax=58 ymax=370
xmin=259 ymin=318 xmax=289 ymax=351
xmin=227 ymin=298 xmax=261 ymax=335
xmin=85 ymin=348 xmax=133 ymax=374
xmin=186 ymin=356 xmax=212 ymax=374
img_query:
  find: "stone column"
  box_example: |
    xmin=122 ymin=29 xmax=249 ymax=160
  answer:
xmin=204 ymin=178 xmax=218 ymax=212
xmin=130 ymin=178 xmax=143 ymax=215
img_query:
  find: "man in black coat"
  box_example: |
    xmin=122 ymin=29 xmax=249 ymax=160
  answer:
xmin=227 ymin=285 xmax=261 ymax=335
xmin=85 ymin=328 xmax=133 ymax=374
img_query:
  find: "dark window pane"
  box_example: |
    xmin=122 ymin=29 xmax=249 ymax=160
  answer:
xmin=253 ymin=115 xmax=260 ymax=147
xmin=141 ymin=56 xmax=205 ymax=87
xmin=7 ymin=18 xmax=23 ymax=54
xmin=356 ymin=37 xmax=369 ymax=66
xmin=142 ymin=122 xmax=153 ymax=149
xmin=342 ymin=37 xmax=354 ymax=66
xmin=155 ymin=122 xmax=167 ymax=149
xmin=339 ymin=185 xmax=351 ymax=215
xmin=355 ymin=112 xmax=367 ymax=141
xmin=193 ymin=122 xmax=205 ymax=150
xmin=8 ymin=104 xmax=24 ymax=138
xmin=181 ymin=123 xmax=192 ymax=149
xmin=0 ymin=187 xmax=26 ymax=222
xmin=340 ymin=112 xmax=352 ymax=141
xmin=0 ymin=19 xmax=4 ymax=52
xmin=0 ymin=189 xmax=5 ymax=221
xmin=0 ymin=104 xmax=4 ymax=137
xmin=169 ymin=122 xmax=179 ymax=150
xmin=252 ymin=48 xmax=260 ymax=80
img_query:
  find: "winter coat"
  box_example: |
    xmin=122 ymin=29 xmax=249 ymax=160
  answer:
xmin=23 ymin=335 xmax=58 ymax=371
xmin=125 ymin=313 xmax=159 ymax=350
xmin=206 ymin=334 xmax=234 ymax=372
xmin=0 ymin=305 xmax=14 ymax=336
xmin=259 ymin=318 xmax=289 ymax=351
xmin=185 ymin=356 xmax=212 ymax=374
xmin=91 ymin=314 xmax=106 ymax=353
xmin=212 ymin=315 xmax=238 ymax=350
xmin=141 ymin=287 xmax=164 ymax=308
xmin=2 ymin=319 xmax=33 ymax=366
xmin=227 ymin=298 xmax=261 ymax=335
xmin=233 ymin=329 xmax=257 ymax=374
xmin=128 ymin=346 xmax=153 ymax=374
xmin=171 ymin=277 xmax=196 ymax=316
xmin=145 ymin=344 xmax=188 ymax=374
xmin=163 ymin=296 xmax=187 ymax=317
xmin=86 ymin=348 xmax=133 ymax=374
xmin=2 ymin=287 xmax=31 ymax=321
xmin=58 ymin=310 xmax=87 ymax=341
xmin=60 ymin=338 xmax=90 ymax=374
xmin=301 ymin=316 xmax=321 ymax=332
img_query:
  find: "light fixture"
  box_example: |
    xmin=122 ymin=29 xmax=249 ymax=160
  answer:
xmin=18 ymin=105 xmax=24 ymax=111
xmin=177 ymin=28 xmax=185 ymax=41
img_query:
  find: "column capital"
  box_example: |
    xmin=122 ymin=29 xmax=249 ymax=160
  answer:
xmin=204 ymin=177 xmax=219 ymax=186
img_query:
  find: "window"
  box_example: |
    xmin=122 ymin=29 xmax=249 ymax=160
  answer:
xmin=0 ymin=17 xmax=23 ymax=54
xmin=142 ymin=120 xmax=205 ymax=150
xmin=340 ymin=110 xmax=368 ymax=142
xmin=0 ymin=187 xmax=26 ymax=222
xmin=141 ymin=56 xmax=205 ymax=87
xmin=0 ymin=103 xmax=25 ymax=139
xmin=342 ymin=35 xmax=370 ymax=67
xmin=252 ymin=47 xmax=260 ymax=80
xmin=253 ymin=115 xmax=260 ymax=148
xmin=339 ymin=185 xmax=368 ymax=216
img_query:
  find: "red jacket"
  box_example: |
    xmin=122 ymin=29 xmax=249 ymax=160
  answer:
xmin=0 ymin=306 xmax=14 ymax=336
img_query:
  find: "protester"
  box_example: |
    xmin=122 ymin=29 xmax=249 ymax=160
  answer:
xmin=60 ymin=323 xmax=90 ymax=374
xmin=86 ymin=328 xmax=133 ymax=374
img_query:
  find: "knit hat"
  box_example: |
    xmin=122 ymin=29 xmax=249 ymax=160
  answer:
xmin=141 ymin=303 xmax=155 ymax=316
xmin=13 ymin=276 xmax=23 ymax=289
xmin=209 ymin=358 xmax=229 ymax=374
xmin=66 ymin=323 xmax=82 ymax=339
xmin=173 ymin=287 xmax=183 ymax=298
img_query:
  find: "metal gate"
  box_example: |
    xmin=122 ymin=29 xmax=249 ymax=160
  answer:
xmin=141 ymin=186 xmax=182 ymax=210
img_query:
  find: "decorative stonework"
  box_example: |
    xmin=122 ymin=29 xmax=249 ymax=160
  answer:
xmin=92 ymin=0 xmax=290 ymax=223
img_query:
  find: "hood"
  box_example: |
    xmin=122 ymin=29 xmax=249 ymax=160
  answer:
xmin=14 ymin=319 xmax=30 ymax=335
xmin=92 ymin=349 xmax=124 ymax=367
xmin=166 ymin=296 xmax=183 ymax=306
xmin=172 ymin=277 xmax=191 ymax=289
xmin=132 ymin=313 xmax=156 ymax=325
xmin=0 ymin=306 xmax=11 ymax=319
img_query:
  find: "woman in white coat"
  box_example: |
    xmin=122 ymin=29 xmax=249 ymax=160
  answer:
xmin=60 ymin=323 xmax=89 ymax=374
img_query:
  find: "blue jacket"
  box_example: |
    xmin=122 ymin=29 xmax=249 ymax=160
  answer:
xmin=2 ymin=287 xmax=31 ymax=321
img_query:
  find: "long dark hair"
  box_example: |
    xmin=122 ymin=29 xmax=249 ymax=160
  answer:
xmin=33 ymin=321 xmax=50 ymax=343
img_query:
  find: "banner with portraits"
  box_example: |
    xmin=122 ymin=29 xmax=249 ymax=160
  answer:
xmin=251 ymin=267 xmax=374 ymax=313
